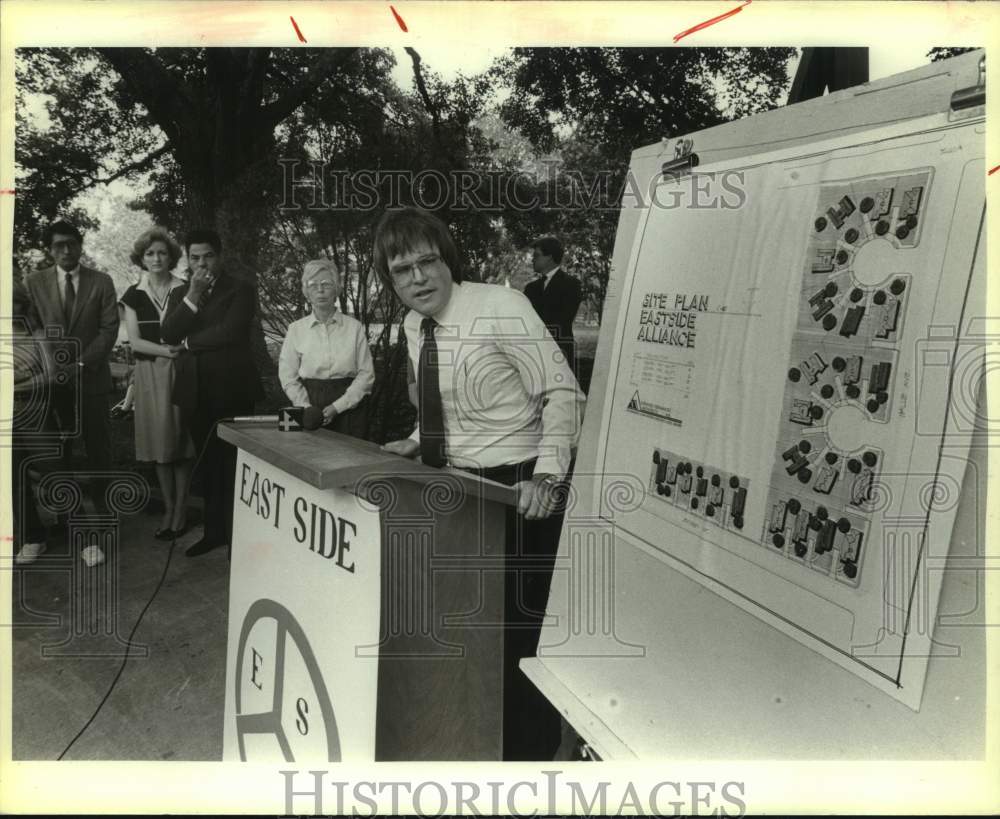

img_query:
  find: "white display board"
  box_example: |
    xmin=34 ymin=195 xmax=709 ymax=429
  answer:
xmin=588 ymin=112 xmax=984 ymax=709
xmin=222 ymin=449 xmax=382 ymax=761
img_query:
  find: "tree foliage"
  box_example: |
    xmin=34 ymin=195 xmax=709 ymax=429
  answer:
xmin=16 ymin=47 xmax=411 ymax=427
xmin=14 ymin=45 xmax=797 ymax=435
xmin=489 ymin=47 xmax=795 ymax=318
xmin=257 ymin=56 xmax=528 ymax=438
xmin=15 ymin=49 xmax=164 ymax=250
xmin=927 ymin=47 xmax=976 ymax=63
xmin=495 ymin=48 xmax=795 ymax=156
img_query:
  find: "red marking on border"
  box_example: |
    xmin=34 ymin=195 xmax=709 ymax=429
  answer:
xmin=390 ymin=5 xmax=408 ymax=32
xmin=290 ymin=15 xmax=307 ymax=43
xmin=0 ymin=189 xmax=15 ymax=195
xmin=989 ymin=164 xmax=999 ymax=176
xmin=673 ymin=0 xmax=751 ymax=43
xmin=1 ymin=536 xmax=13 ymax=542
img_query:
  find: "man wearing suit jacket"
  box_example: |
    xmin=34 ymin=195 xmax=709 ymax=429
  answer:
xmin=24 ymin=220 xmax=119 ymax=568
xmin=160 ymin=228 xmax=264 ymax=558
xmin=524 ymin=236 xmax=583 ymax=376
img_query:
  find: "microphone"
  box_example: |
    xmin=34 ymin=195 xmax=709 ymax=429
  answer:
xmin=231 ymin=407 xmax=325 ymax=431
xmin=301 ymin=405 xmax=324 ymax=431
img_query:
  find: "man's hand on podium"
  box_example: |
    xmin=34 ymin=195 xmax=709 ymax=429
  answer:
xmin=517 ymin=473 xmax=561 ymax=520
xmin=322 ymin=403 xmax=338 ymax=425
xmin=382 ymin=439 xmax=420 ymax=458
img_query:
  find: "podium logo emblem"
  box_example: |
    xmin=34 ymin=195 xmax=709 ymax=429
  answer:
xmin=234 ymin=599 xmax=341 ymax=761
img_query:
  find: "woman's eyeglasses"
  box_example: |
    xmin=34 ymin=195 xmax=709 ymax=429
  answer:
xmin=306 ymin=280 xmax=337 ymax=292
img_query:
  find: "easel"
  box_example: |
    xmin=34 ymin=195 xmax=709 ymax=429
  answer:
xmin=523 ymin=49 xmax=988 ymax=760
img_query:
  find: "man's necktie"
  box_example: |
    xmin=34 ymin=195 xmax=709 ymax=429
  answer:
xmin=63 ymin=273 xmax=76 ymax=331
xmin=418 ymin=317 xmax=446 ymax=468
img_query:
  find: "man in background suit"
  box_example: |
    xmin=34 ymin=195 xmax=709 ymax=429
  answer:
xmin=24 ymin=220 xmax=119 ymax=567
xmin=160 ymin=228 xmax=263 ymax=558
xmin=524 ymin=235 xmax=583 ymax=376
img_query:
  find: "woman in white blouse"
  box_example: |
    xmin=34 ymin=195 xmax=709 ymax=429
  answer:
xmin=279 ymin=259 xmax=375 ymax=439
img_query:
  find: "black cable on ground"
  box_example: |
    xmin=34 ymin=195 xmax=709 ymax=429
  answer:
xmin=56 ymin=536 xmax=177 ymax=760
xmin=56 ymin=420 xmax=221 ymax=760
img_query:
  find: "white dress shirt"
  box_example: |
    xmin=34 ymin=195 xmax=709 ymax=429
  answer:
xmin=279 ymin=310 xmax=375 ymax=413
xmin=543 ymin=265 xmax=561 ymax=289
xmin=404 ymin=281 xmax=585 ymax=480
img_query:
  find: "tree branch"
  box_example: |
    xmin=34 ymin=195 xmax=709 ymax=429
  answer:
xmin=57 ymin=143 xmax=172 ymax=198
xmin=268 ymin=63 xmax=405 ymax=131
xmin=405 ymin=47 xmax=442 ymax=135
xmin=241 ymin=48 xmax=271 ymax=116
xmin=96 ymin=144 xmax=172 ymax=187
xmin=259 ymin=48 xmax=360 ymax=131
xmin=94 ymin=48 xmax=193 ymax=145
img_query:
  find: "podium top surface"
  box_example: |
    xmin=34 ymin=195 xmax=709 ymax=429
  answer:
xmin=218 ymin=422 xmax=517 ymax=505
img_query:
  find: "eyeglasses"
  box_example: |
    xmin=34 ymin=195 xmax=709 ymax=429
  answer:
xmin=389 ymin=254 xmax=442 ymax=285
xmin=306 ymin=280 xmax=337 ymax=292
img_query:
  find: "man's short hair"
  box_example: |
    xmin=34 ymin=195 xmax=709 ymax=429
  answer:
xmin=130 ymin=226 xmax=184 ymax=270
xmin=372 ymin=207 xmax=463 ymax=288
xmin=184 ymin=228 xmax=223 ymax=255
xmin=531 ymin=235 xmax=564 ymax=264
xmin=42 ymin=220 xmax=83 ymax=247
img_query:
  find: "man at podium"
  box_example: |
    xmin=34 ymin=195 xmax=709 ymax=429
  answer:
xmin=376 ymin=207 xmax=585 ymax=760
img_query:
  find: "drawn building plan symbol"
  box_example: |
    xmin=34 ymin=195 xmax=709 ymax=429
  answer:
xmin=234 ymin=598 xmax=341 ymax=762
xmin=758 ymin=172 xmax=931 ymax=590
xmin=625 ymin=389 xmax=682 ymax=427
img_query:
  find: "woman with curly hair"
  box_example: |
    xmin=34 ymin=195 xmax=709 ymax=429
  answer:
xmin=119 ymin=227 xmax=194 ymax=539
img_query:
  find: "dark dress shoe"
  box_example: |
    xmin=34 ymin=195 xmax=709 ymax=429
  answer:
xmin=185 ymin=538 xmax=223 ymax=557
xmin=154 ymin=527 xmax=174 ymax=541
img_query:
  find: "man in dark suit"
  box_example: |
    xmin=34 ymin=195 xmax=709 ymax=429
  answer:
xmin=161 ymin=229 xmax=263 ymax=558
xmin=24 ymin=220 xmax=119 ymax=567
xmin=524 ymin=236 xmax=583 ymax=375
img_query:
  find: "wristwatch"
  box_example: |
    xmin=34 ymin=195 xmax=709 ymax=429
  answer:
xmin=536 ymin=473 xmax=561 ymax=490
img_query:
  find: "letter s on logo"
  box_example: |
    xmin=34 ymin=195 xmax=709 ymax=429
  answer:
xmin=295 ymin=697 xmax=309 ymax=736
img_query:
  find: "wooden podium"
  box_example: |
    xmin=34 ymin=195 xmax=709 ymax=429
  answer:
xmin=218 ymin=423 xmax=516 ymax=761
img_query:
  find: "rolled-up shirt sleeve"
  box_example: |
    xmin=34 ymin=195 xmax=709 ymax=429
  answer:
xmin=497 ymin=294 xmax=585 ymax=480
xmin=278 ymin=324 xmax=311 ymax=407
